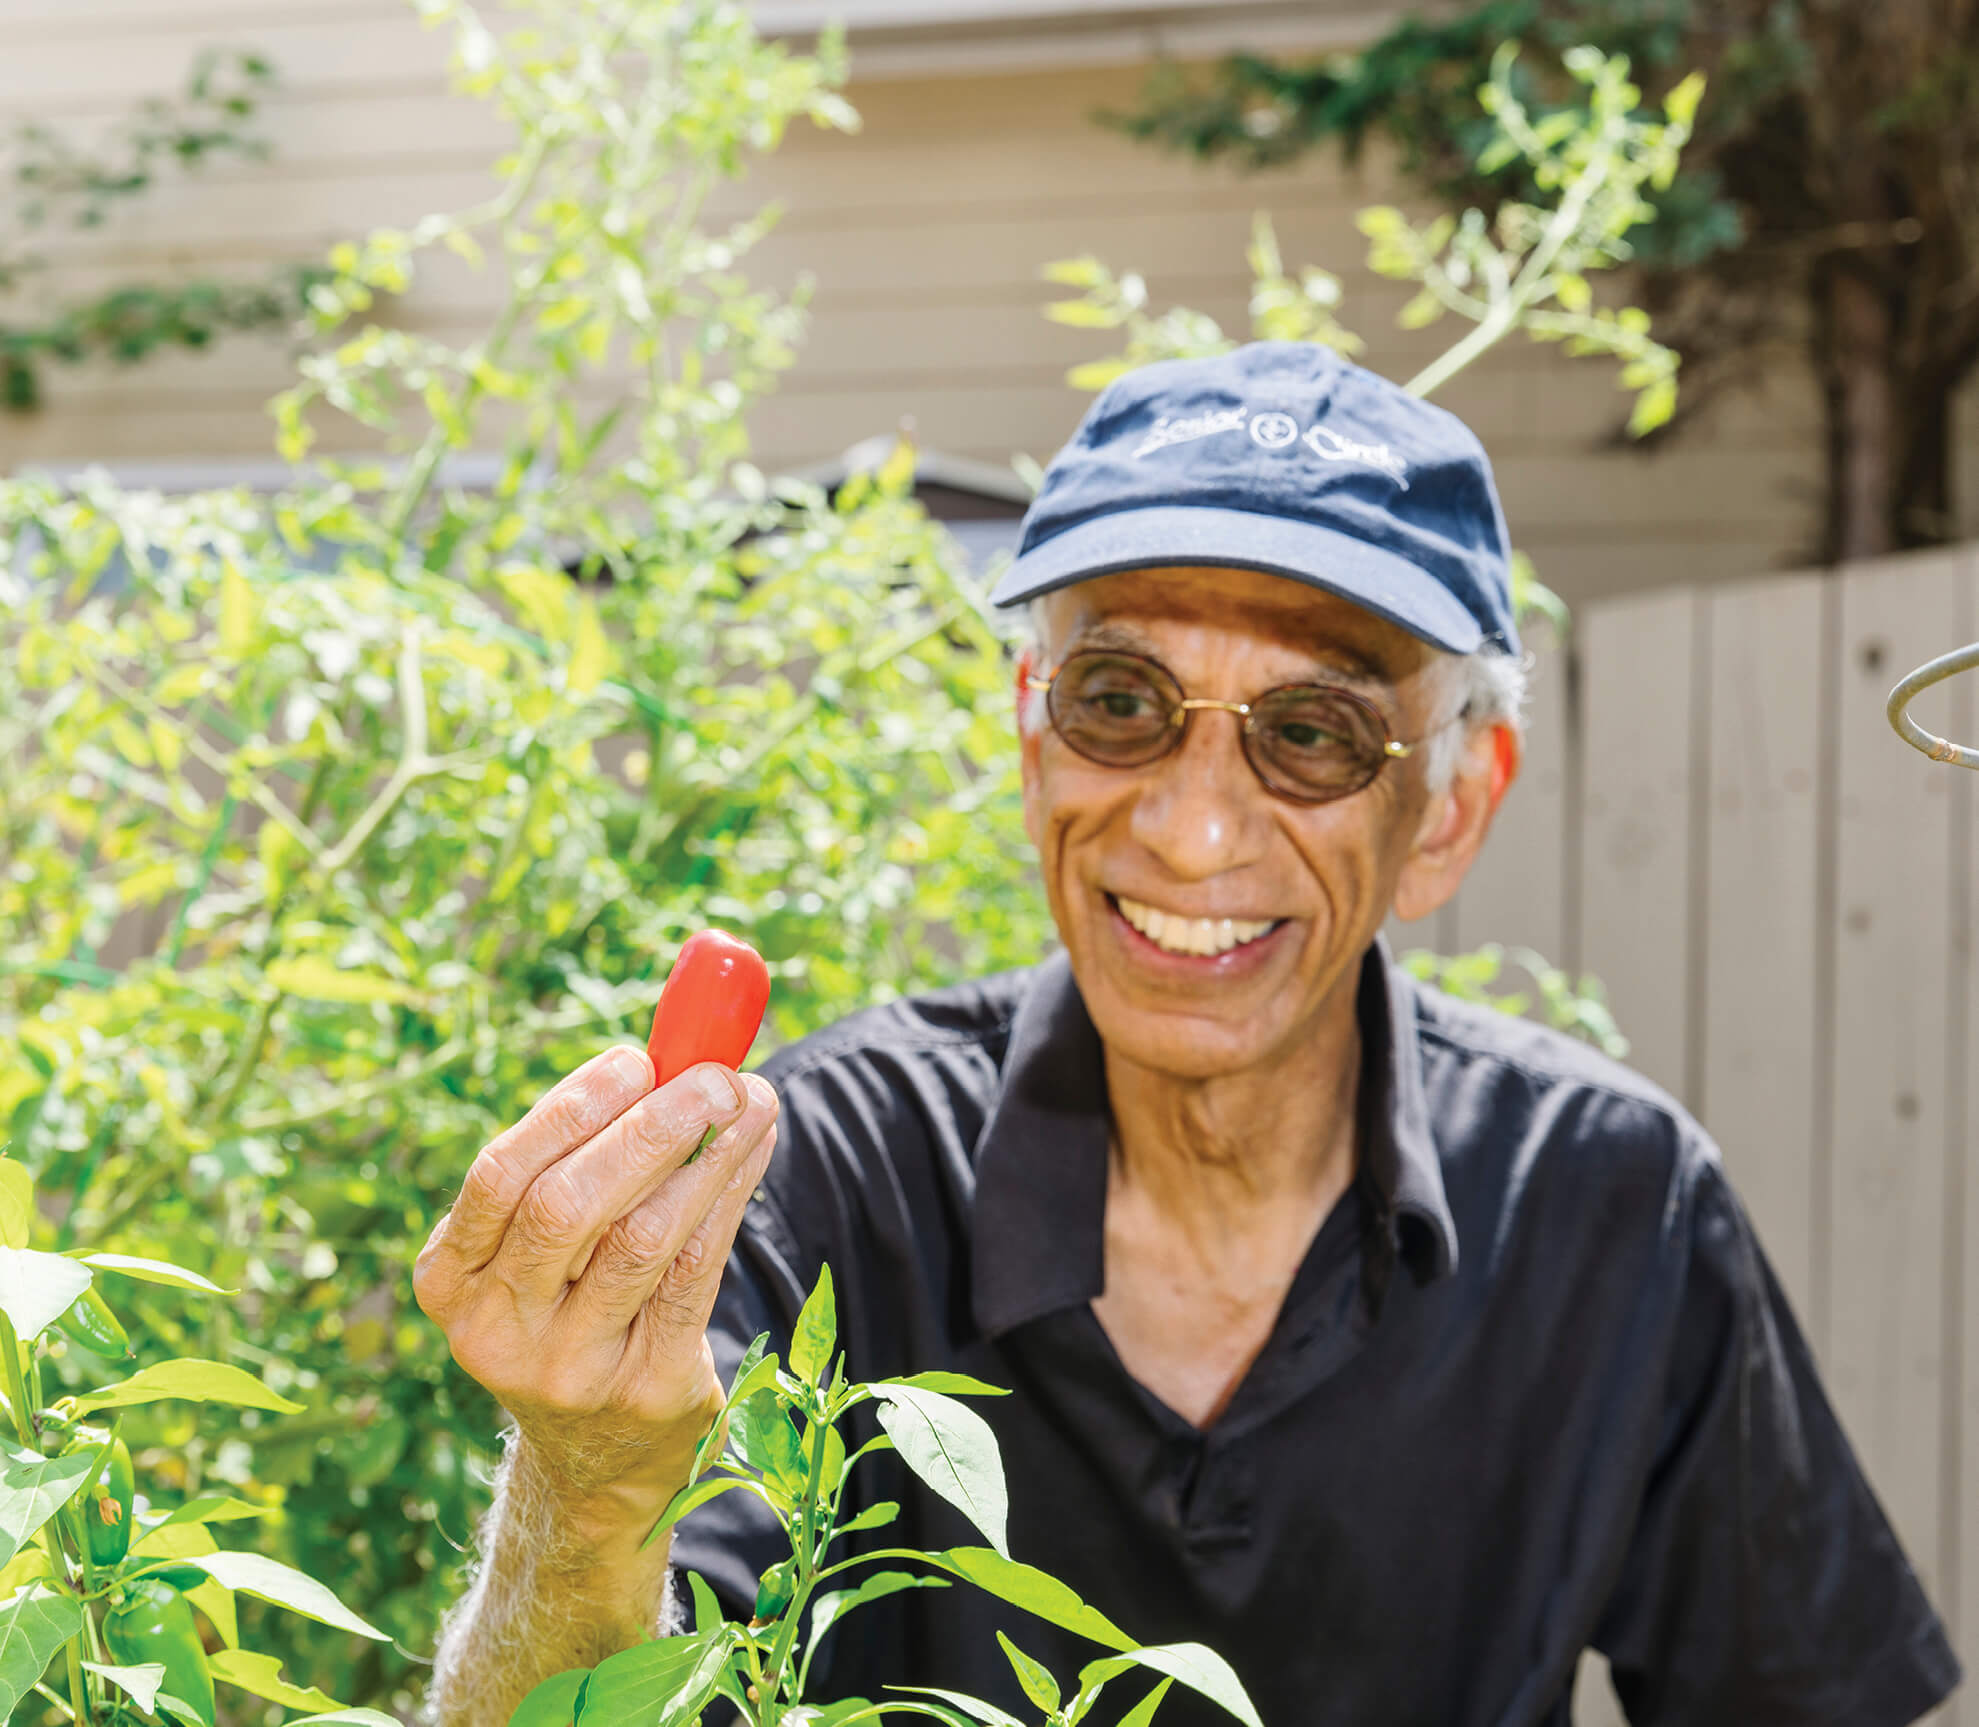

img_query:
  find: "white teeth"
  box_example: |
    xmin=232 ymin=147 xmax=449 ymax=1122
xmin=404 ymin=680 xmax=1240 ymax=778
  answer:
xmin=1114 ymin=895 xmax=1276 ymax=956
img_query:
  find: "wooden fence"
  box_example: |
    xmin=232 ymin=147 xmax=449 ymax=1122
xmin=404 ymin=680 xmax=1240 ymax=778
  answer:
xmin=1428 ymin=547 xmax=1978 ymax=1723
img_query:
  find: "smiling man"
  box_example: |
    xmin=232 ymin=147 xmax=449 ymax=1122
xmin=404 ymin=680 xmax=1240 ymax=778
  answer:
xmin=418 ymin=343 xmax=1959 ymax=1727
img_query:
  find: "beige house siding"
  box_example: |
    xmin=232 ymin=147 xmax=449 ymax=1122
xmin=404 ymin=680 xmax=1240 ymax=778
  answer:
xmin=0 ymin=1 xmax=1939 ymax=611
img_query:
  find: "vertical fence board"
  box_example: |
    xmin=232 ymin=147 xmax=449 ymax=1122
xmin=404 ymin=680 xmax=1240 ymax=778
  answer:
xmin=1453 ymin=628 xmax=1569 ymax=961
xmin=1955 ymin=556 xmax=1978 ymax=1724
xmin=1698 ymin=575 xmax=1826 ymax=1323
xmin=1827 ymin=550 xmax=1961 ymax=1615
xmin=1575 ymin=588 xmax=1698 ymax=1102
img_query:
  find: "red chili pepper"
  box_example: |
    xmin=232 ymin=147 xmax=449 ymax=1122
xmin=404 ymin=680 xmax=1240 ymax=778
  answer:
xmin=647 ymin=930 xmax=771 ymax=1089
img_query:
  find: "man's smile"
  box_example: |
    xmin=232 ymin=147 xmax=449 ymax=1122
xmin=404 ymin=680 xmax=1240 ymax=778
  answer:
xmin=1107 ymin=891 xmax=1290 ymax=960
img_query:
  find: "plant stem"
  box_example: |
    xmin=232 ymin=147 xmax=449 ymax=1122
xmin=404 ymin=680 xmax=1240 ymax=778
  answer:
xmin=759 ymin=1406 xmax=835 ymax=1724
xmin=0 ymin=1311 xmax=36 ymax=1447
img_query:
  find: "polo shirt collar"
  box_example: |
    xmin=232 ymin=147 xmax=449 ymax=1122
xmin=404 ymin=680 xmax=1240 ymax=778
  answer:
xmin=970 ymin=936 xmax=1458 ymax=1340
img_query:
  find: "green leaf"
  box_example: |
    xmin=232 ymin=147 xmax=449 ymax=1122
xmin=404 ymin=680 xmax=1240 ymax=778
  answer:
xmin=0 ymin=1244 xmax=91 ymax=1341
xmin=575 ymin=1627 xmax=722 ymax=1723
xmin=928 ymin=1548 xmax=1131 ymax=1650
xmin=173 ymin=1551 xmax=389 ymax=1640
xmin=74 ymin=1358 xmax=303 ymax=1415
xmin=0 ymin=1585 xmax=84 ymax=1719
xmin=875 ymin=1372 xmax=1008 ymax=1398
xmin=790 ymin=1263 xmax=836 ymax=1384
xmin=1113 ymin=1678 xmax=1175 ymax=1727
xmin=732 ymin=1389 xmax=806 ymax=1493
xmin=0 ymin=1446 xmax=104 ymax=1568
xmin=727 ymin=1333 xmax=769 ymax=1400
xmin=890 ymin=1687 xmax=1025 ymax=1727
xmin=77 ymin=1252 xmax=229 ymax=1294
xmin=873 ymin=1385 xmax=1008 ymax=1557
xmin=138 ymin=1496 xmax=270 ymax=1537
xmin=831 ymin=1499 xmax=899 ymax=1537
xmin=279 ymin=1712 xmax=404 ymax=1726
xmin=647 ymin=1473 xmax=759 ymax=1543
xmin=809 ymin=1571 xmax=947 ymax=1646
xmin=1078 ymin=1644 xmax=1264 ymax=1727
xmin=686 ymin=1570 xmax=723 ymax=1634
xmin=84 ymin=1660 xmax=167 ymax=1713
xmin=0 ymin=1163 xmax=32 ymax=1250
xmin=998 ymin=1630 xmax=1060 ymax=1713
xmin=509 ymin=1668 xmax=588 ymax=1727
xmin=207 ymin=1647 xmax=343 ymax=1711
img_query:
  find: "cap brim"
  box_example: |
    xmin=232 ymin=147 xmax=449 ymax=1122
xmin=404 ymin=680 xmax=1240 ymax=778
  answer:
xmin=988 ymin=504 xmax=1487 ymax=654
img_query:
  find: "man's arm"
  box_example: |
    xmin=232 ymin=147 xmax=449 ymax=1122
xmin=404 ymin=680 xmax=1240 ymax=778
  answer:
xmin=412 ymin=1044 xmax=781 ymax=1727
xmin=424 ymin=1434 xmax=677 ymax=1725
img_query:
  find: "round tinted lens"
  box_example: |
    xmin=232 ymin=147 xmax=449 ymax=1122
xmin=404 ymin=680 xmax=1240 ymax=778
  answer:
xmin=1048 ymin=652 xmax=1181 ymax=766
xmin=1249 ymin=686 xmax=1390 ymax=801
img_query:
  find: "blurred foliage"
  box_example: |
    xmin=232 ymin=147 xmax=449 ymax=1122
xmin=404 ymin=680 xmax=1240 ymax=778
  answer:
xmin=2 ymin=48 xmax=325 ymax=413
xmin=1 ymin=1 xmax=1049 ymax=1716
xmin=1110 ymin=0 xmax=1979 ymax=560
xmin=1057 ymin=47 xmax=1697 ymax=435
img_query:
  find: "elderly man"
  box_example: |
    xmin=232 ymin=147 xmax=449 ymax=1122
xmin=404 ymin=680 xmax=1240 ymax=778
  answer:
xmin=416 ymin=344 xmax=1958 ymax=1726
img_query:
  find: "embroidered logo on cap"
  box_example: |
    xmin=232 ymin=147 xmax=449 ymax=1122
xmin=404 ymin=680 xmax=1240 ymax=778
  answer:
xmin=1131 ymin=404 xmax=1408 ymax=489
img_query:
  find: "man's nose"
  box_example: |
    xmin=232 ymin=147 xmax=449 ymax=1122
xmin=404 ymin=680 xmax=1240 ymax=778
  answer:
xmin=1126 ymin=709 xmax=1271 ymax=879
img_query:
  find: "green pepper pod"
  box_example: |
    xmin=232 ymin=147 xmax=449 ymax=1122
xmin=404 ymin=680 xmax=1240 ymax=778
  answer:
xmin=64 ymin=1434 xmax=134 ymax=1569
xmin=105 ymin=1579 xmax=215 ymax=1726
xmin=56 ymin=1286 xmax=131 ymax=1359
xmin=134 ymin=1561 xmax=211 ymax=1592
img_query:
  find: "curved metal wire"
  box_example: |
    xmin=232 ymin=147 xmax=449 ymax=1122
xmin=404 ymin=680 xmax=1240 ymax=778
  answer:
xmin=1887 ymin=641 xmax=1979 ymax=768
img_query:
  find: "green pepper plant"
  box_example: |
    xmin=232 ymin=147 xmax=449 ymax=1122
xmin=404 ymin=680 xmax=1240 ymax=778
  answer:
xmin=0 ymin=1151 xmax=398 ymax=1726
xmin=508 ymin=1267 xmax=1262 ymax=1727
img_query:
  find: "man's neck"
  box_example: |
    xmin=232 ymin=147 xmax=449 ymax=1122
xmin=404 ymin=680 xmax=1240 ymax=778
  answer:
xmin=1090 ymin=979 xmax=1363 ymax=1428
xmin=1101 ymin=980 xmax=1362 ymax=1237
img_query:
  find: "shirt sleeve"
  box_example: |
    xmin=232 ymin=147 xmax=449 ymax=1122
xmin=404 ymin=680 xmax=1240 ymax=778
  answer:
xmin=1595 ymin=1158 xmax=1961 ymax=1725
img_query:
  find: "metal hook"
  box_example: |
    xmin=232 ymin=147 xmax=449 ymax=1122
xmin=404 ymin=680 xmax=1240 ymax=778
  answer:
xmin=1886 ymin=641 xmax=1979 ymax=768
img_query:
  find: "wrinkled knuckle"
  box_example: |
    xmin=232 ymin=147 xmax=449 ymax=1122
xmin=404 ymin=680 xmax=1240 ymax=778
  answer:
xmin=515 ymin=1177 xmax=586 ymax=1246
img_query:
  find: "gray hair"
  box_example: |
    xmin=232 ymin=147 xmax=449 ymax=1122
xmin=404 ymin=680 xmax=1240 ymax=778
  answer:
xmin=1020 ymin=596 xmax=1526 ymax=795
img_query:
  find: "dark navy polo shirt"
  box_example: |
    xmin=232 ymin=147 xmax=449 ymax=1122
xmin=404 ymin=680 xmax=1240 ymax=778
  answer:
xmin=671 ymin=940 xmax=1960 ymax=1726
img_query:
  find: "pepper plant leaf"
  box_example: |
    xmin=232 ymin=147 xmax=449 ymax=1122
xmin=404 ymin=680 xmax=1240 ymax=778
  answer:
xmin=0 ymin=1445 xmax=104 ymax=1569
xmin=1078 ymin=1643 xmax=1264 ymax=1727
xmin=206 ymin=1647 xmax=343 ymax=1712
xmin=83 ymin=1661 xmax=168 ymax=1714
xmin=72 ymin=1358 xmax=303 ymax=1414
xmin=809 ymin=1570 xmax=949 ymax=1646
xmin=575 ymin=1625 xmax=724 ymax=1723
xmin=790 ymin=1262 xmax=836 ymax=1384
xmin=174 ymin=1551 xmax=389 ymax=1640
xmin=0 ymin=1585 xmax=84 ymax=1719
xmin=508 ymin=1669 xmax=589 ymax=1727
xmin=0 ymin=1245 xmax=91 ymax=1342
xmin=929 ymin=1548 xmax=1132 ymax=1650
xmin=873 ymin=1385 xmax=1009 ymax=1557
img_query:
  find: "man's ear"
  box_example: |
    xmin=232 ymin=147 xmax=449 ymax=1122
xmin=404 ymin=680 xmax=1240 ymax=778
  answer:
xmin=1014 ymin=644 xmax=1045 ymax=851
xmin=1392 ymin=722 xmax=1520 ymax=923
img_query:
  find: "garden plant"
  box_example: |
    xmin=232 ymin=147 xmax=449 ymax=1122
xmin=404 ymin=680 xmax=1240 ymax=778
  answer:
xmin=0 ymin=0 xmax=1688 ymax=1717
xmin=0 ymin=1151 xmax=397 ymax=1724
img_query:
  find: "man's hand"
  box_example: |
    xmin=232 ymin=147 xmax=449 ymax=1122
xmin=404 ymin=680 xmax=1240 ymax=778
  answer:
xmin=415 ymin=1044 xmax=780 ymax=1549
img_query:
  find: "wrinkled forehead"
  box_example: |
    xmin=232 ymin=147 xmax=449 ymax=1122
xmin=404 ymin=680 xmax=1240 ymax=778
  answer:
xmin=1034 ymin=565 xmax=1433 ymax=688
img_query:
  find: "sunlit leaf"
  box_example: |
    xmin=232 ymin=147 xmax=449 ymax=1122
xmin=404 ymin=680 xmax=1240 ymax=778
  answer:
xmin=874 ymin=1386 xmax=1008 ymax=1557
xmin=74 ymin=1359 xmax=303 ymax=1415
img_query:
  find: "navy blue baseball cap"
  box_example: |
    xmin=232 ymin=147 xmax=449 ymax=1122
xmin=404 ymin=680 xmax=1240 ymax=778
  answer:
xmin=989 ymin=341 xmax=1519 ymax=656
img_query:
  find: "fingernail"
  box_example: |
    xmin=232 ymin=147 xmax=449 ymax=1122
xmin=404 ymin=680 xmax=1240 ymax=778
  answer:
xmin=608 ymin=1046 xmax=650 ymax=1090
xmin=692 ymin=1065 xmax=744 ymax=1115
